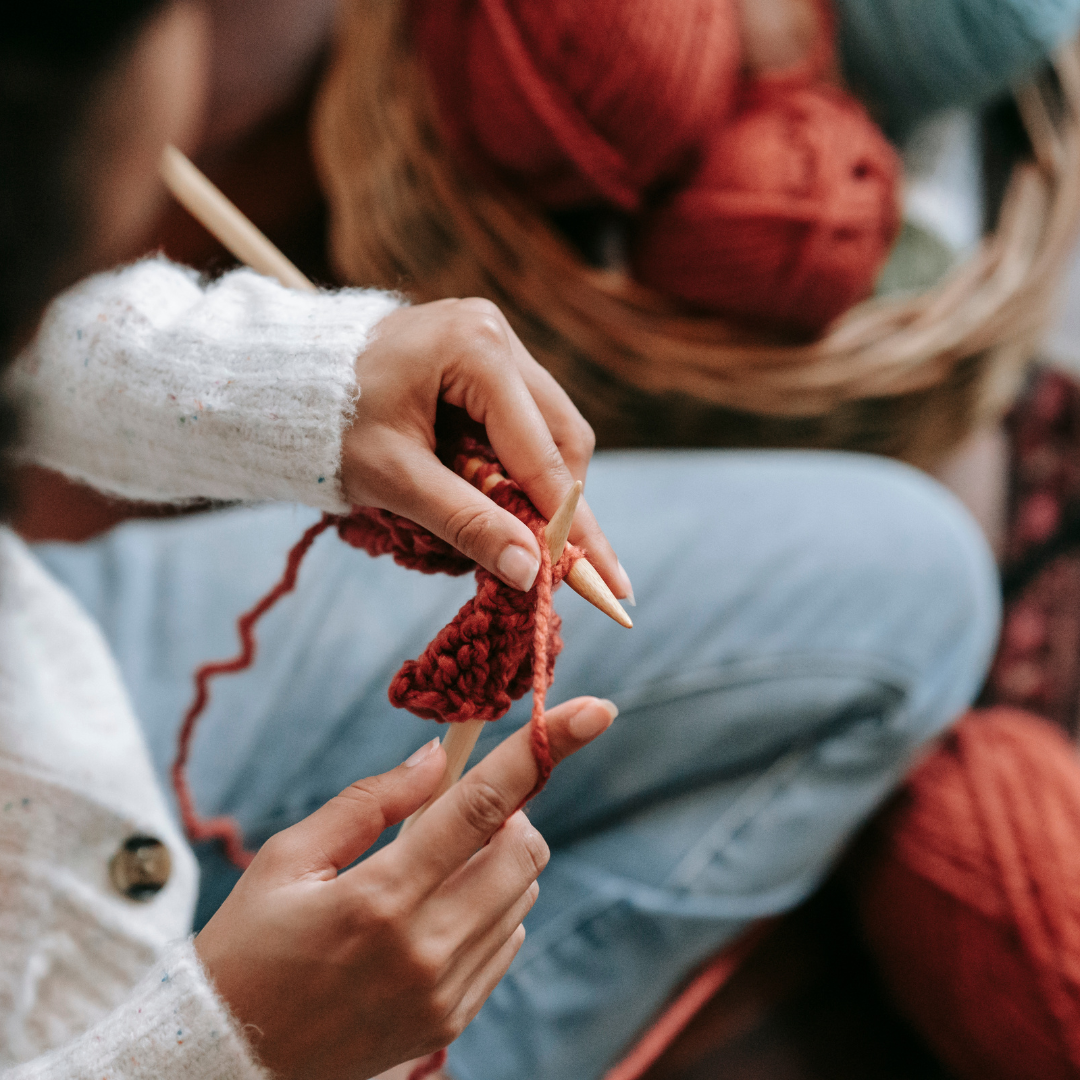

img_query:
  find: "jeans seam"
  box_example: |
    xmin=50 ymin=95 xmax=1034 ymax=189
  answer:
xmin=608 ymin=650 xmax=917 ymax=720
xmin=664 ymin=747 xmax=810 ymax=891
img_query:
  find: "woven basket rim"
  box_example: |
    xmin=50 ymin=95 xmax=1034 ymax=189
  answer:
xmin=315 ymin=1 xmax=1080 ymax=419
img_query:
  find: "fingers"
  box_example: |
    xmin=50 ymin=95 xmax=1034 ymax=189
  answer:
xmin=440 ymin=302 xmax=631 ymax=599
xmin=424 ymin=811 xmax=546 ymax=950
xmin=438 ymin=306 xmax=578 ymax=511
xmin=456 ymin=302 xmax=594 ymax=481
xmin=448 ymin=924 xmax=528 ymax=1036
xmin=374 ymin=432 xmax=544 ymax=592
xmin=405 ymin=925 xmax=528 ymax=1066
xmin=439 ymin=880 xmax=536 ymax=1008
xmin=348 ymin=297 xmax=632 ymax=598
xmin=455 ymin=877 xmax=537 ymax=979
xmin=384 ymin=697 xmax=617 ymax=899
xmin=267 ymin=737 xmax=446 ymax=876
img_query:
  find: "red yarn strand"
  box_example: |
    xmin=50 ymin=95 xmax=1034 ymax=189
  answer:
xmin=172 ymin=439 xmax=578 ymax=869
xmin=526 ymin=533 xmax=556 ymax=800
xmin=171 ymin=514 xmax=337 ymax=868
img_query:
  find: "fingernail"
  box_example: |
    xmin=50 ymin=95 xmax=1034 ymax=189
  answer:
xmin=616 ymin=561 xmax=636 ymax=606
xmin=522 ymin=824 xmax=550 ymax=870
xmin=498 ymin=544 xmax=540 ymax=592
xmin=404 ymin=737 xmax=440 ymax=767
xmin=568 ymin=699 xmax=618 ymax=741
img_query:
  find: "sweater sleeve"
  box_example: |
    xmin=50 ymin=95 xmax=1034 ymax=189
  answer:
xmin=8 ymin=257 xmax=402 ymax=513
xmin=4 ymin=940 xmax=270 ymax=1080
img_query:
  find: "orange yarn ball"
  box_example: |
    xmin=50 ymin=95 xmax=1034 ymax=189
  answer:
xmin=415 ymin=0 xmax=741 ymax=210
xmin=856 ymin=707 xmax=1080 ymax=1080
xmin=632 ymin=83 xmax=901 ymax=333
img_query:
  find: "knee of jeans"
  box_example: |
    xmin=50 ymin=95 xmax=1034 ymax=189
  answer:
xmin=845 ymin=457 xmax=1000 ymax=739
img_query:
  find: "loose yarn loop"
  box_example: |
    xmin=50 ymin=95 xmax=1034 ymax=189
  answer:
xmin=856 ymin=707 xmax=1080 ymax=1080
xmin=172 ymin=438 xmax=578 ymax=866
xmin=171 ymin=515 xmax=335 ymax=870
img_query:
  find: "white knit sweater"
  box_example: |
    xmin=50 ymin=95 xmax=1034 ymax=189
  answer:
xmin=1 ymin=258 xmax=402 ymax=1077
xmin=10 ymin=257 xmax=399 ymax=514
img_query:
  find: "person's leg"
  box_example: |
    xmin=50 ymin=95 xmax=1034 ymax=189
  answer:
xmin=350 ymin=439 xmax=1005 ymax=1061
xmin=445 ymin=457 xmax=999 ymax=1080
xmin=36 ymin=449 xmax=999 ymax=1077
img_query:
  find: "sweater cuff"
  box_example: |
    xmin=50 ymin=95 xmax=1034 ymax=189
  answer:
xmin=10 ymin=258 xmax=402 ymax=513
xmin=5 ymin=939 xmax=271 ymax=1080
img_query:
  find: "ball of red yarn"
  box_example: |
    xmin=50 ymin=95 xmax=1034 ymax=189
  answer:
xmin=854 ymin=707 xmax=1080 ymax=1080
xmin=632 ymin=83 xmax=901 ymax=333
xmin=414 ymin=0 xmax=742 ymax=210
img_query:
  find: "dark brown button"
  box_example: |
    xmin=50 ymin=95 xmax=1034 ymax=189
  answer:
xmin=110 ymin=836 xmax=171 ymax=901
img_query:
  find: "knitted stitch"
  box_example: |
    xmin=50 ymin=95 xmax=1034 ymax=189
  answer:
xmin=174 ymin=437 xmax=580 ymax=866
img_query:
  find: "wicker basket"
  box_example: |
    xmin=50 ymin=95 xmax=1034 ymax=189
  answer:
xmin=313 ymin=0 xmax=1080 ymax=468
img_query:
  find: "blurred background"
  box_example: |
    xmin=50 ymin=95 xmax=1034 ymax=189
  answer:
xmin=20 ymin=2 xmax=1080 ymax=1076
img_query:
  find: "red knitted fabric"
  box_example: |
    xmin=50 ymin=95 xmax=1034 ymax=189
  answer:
xmin=855 ymin=707 xmax=1080 ymax=1080
xmin=173 ymin=438 xmax=577 ymax=867
xmin=414 ymin=0 xmax=741 ymax=211
xmin=632 ymin=82 xmax=901 ymax=333
xmin=388 ymin=445 xmax=577 ymax=728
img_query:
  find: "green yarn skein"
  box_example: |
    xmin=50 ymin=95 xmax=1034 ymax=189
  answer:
xmin=835 ymin=0 xmax=1080 ymax=132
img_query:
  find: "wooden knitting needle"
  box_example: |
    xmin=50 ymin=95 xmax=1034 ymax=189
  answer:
xmin=159 ymin=146 xmax=633 ymax=629
xmin=399 ymin=480 xmax=582 ymax=833
xmin=160 ymin=146 xmax=314 ymax=292
xmin=463 ymin=458 xmax=633 ymax=630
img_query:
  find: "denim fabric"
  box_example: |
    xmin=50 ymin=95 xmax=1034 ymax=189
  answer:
xmin=35 ymin=450 xmax=1000 ymax=1080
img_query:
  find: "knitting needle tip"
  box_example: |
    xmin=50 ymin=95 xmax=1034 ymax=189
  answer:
xmin=465 ymin=458 xmax=631 ymax=628
xmin=566 ymin=559 xmax=633 ymax=628
xmin=544 ymin=481 xmax=632 ymax=628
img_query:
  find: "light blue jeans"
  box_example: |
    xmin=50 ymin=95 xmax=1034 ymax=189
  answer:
xmin=36 ymin=450 xmax=1000 ymax=1080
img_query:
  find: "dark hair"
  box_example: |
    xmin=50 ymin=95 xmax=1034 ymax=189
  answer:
xmin=0 ymin=0 xmax=165 ymax=513
xmin=1 ymin=2 xmax=165 ymax=350
xmin=7 ymin=3 xmax=164 ymax=64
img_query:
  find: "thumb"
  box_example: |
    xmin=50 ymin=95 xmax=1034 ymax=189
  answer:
xmin=268 ymin=737 xmax=446 ymax=876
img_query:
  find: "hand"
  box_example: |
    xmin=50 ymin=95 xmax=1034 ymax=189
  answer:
xmin=195 ymin=696 xmax=618 ymax=1080
xmin=340 ymin=298 xmax=632 ymax=600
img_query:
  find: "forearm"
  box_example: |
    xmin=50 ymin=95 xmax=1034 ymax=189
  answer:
xmin=8 ymin=257 xmax=400 ymax=512
xmin=5 ymin=940 xmax=268 ymax=1080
